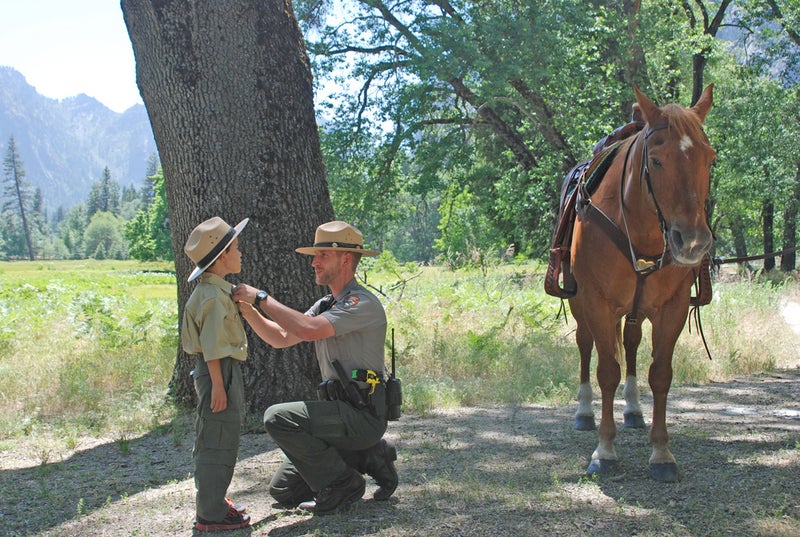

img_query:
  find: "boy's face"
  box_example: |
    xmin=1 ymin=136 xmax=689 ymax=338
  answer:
xmin=220 ymin=238 xmax=242 ymax=275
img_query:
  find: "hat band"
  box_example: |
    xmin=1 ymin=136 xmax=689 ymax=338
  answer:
xmin=198 ymin=227 xmax=235 ymax=268
xmin=314 ymin=241 xmax=363 ymax=250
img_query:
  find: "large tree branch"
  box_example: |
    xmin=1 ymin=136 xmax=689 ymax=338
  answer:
xmin=360 ymin=0 xmax=538 ymax=170
xmin=508 ymin=79 xmax=577 ymax=170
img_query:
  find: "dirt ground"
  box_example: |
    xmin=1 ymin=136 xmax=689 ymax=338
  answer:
xmin=1 ymin=367 xmax=799 ymax=537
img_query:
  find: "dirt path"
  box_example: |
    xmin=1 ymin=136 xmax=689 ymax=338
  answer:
xmin=2 ymin=368 xmax=799 ymax=537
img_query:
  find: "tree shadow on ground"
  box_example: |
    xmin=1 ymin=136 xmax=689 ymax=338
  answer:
xmin=2 ymin=371 xmax=799 ymax=536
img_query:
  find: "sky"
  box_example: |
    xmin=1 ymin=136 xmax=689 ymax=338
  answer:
xmin=0 ymin=1 xmax=142 ymax=113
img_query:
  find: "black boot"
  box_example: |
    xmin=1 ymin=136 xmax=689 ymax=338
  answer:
xmin=299 ymin=467 xmax=365 ymax=514
xmin=364 ymin=439 xmax=398 ymax=501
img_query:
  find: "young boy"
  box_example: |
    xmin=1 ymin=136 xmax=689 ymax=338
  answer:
xmin=181 ymin=216 xmax=251 ymax=531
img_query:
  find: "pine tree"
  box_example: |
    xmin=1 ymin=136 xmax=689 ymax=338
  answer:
xmin=2 ymin=136 xmax=35 ymax=260
xmin=86 ymin=166 xmax=121 ymax=219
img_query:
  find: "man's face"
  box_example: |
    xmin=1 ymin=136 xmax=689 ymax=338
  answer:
xmin=311 ymin=250 xmax=346 ymax=286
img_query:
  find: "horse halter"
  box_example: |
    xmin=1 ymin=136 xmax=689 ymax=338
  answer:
xmin=619 ymin=123 xmax=670 ymax=275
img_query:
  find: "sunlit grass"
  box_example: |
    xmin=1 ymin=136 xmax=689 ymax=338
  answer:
xmin=364 ymin=260 xmax=800 ymax=416
xmin=0 ymin=260 xmax=179 ymax=448
xmin=1 ymin=258 xmax=796 ymax=448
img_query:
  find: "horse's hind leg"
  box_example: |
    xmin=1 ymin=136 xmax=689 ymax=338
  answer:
xmin=573 ymin=319 xmax=595 ymax=431
xmin=622 ymin=318 xmax=646 ymax=429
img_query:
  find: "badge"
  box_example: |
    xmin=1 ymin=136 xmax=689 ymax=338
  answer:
xmin=341 ymin=294 xmax=360 ymax=308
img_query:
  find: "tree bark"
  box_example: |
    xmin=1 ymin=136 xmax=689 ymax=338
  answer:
xmin=781 ymin=164 xmax=800 ymax=271
xmin=122 ymin=0 xmax=334 ymax=413
xmin=762 ymin=198 xmax=775 ymax=272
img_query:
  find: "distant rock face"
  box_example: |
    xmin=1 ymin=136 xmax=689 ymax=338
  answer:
xmin=0 ymin=66 xmax=158 ymax=211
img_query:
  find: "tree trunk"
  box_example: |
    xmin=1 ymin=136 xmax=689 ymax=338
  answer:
xmin=762 ymin=198 xmax=775 ymax=272
xmin=781 ymin=164 xmax=800 ymax=271
xmin=122 ymin=0 xmax=334 ymax=413
xmin=731 ymin=218 xmax=752 ymax=272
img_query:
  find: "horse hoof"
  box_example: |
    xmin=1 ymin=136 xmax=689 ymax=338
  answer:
xmin=623 ymin=412 xmax=646 ymax=429
xmin=649 ymin=462 xmax=681 ymax=482
xmin=586 ymin=458 xmax=617 ymax=476
xmin=573 ymin=415 xmax=596 ymax=431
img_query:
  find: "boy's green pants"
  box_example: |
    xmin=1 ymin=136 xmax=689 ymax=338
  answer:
xmin=193 ymin=357 xmax=244 ymax=522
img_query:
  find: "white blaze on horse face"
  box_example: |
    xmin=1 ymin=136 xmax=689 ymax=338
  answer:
xmin=679 ymin=135 xmax=693 ymax=154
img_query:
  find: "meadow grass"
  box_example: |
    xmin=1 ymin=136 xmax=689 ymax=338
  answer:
xmin=0 ymin=260 xmax=178 ymax=456
xmin=0 ymin=259 xmax=797 ymax=452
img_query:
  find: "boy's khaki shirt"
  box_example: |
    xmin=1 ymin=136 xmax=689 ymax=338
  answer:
xmin=182 ymin=272 xmax=248 ymax=361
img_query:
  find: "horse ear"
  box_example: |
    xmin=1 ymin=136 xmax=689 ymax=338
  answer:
xmin=632 ymin=84 xmax=662 ymax=125
xmin=691 ymin=84 xmax=714 ymax=122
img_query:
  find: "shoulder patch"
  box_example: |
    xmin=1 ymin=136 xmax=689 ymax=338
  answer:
xmin=341 ymin=294 xmax=360 ymax=308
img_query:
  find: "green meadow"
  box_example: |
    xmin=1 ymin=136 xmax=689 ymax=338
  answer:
xmin=1 ymin=259 xmax=797 ymax=457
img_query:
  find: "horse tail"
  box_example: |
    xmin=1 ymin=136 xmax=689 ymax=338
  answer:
xmin=614 ymin=320 xmax=624 ymax=367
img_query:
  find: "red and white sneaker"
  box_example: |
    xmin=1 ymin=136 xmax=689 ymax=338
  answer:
xmin=226 ymin=497 xmax=247 ymax=514
xmin=195 ymin=505 xmax=250 ymax=532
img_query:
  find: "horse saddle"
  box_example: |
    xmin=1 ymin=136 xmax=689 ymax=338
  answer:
xmin=544 ymin=141 xmax=624 ymax=298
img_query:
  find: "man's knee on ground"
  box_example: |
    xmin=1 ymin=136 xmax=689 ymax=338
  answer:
xmin=269 ymin=478 xmax=313 ymax=506
xmin=263 ymin=402 xmax=291 ymax=433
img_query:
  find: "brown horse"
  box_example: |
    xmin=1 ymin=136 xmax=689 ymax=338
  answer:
xmin=568 ymin=85 xmax=715 ymax=482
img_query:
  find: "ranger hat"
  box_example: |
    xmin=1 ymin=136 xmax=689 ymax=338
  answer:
xmin=295 ymin=220 xmax=380 ymax=257
xmin=185 ymin=216 xmax=249 ymax=282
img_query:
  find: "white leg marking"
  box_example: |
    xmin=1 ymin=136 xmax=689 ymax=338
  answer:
xmin=576 ymin=382 xmax=594 ymax=418
xmin=622 ymin=376 xmax=642 ymax=416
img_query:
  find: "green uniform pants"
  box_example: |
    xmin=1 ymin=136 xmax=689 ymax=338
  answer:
xmin=265 ymin=384 xmax=387 ymax=503
xmin=193 ymin=357 xmax=244 ymax=521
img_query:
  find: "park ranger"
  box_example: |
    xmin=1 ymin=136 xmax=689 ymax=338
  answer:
xmin=234 ymin=220 xmax=398 ymax=514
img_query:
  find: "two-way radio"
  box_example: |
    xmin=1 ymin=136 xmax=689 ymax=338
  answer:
xmin=386 ymin=328 xmax=403 ymax=420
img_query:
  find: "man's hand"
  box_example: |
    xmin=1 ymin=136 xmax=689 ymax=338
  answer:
xmin=232 ymin=283 xmax=258 ymax=304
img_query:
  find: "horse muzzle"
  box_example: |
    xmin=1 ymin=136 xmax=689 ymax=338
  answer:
xmin=668 ymin=224 xmax=713 ymax=266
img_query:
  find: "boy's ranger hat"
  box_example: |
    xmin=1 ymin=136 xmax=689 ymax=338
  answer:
xmin=295 ymin=221 xmax=380 ymax=257
xmin=185 ymin=216 xmax=249 ymax=282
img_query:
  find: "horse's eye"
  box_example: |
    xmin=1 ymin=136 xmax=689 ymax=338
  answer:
xmin=650 ymin=157 xmax=663 ymax=168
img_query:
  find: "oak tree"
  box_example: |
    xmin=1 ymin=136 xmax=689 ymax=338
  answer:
xmin=122 ymin=0 xmax=334 ymax=411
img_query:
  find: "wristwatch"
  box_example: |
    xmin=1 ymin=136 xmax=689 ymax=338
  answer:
xmin=254 ymin=289 xmax=268 ymax=309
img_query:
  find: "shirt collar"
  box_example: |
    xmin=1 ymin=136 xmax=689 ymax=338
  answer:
xmin=199 ymin=272 xmax=233 ymax=292
xmin=335 ymin=278 xmax=359 ymax=300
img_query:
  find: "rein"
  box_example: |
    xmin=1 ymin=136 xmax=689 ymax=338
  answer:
xmin=712 ymin=246 xmax=800 ymax=267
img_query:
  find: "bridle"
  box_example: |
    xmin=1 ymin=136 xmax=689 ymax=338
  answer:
xmin=618 ymin=123 xmax=671 ymax=275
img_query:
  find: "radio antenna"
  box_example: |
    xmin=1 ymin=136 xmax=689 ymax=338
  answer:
xmin=391 ymin=328 xmax=396 ymax=378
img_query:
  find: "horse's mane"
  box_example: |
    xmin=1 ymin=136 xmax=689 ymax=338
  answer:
xmin=658 ymin=103 xmax=711 ymax=148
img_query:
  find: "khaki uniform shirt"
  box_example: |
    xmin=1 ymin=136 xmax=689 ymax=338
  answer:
xmin=182 ymin=272 xmax=248 ymax=362
xmin=307 ymin=278 xmax=387 ymax=382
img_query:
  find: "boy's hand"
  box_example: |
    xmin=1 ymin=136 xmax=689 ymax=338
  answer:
xmin=210 ymin=383 xmax=228 ymax=412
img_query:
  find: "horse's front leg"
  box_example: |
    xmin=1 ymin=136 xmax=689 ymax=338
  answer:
xmin=647 ymin=307 xmax=686 ymax=482
xmin=587 ymin=320 xmax=622 ymax=476
xmin=574 ymin=316 xmax=596 ymax=431
xmin=622 ymin=317 xmax=646 ymax=429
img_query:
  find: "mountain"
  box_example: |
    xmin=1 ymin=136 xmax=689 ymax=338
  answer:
xmin=0 ymin=66 xmax=157 ymax=211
